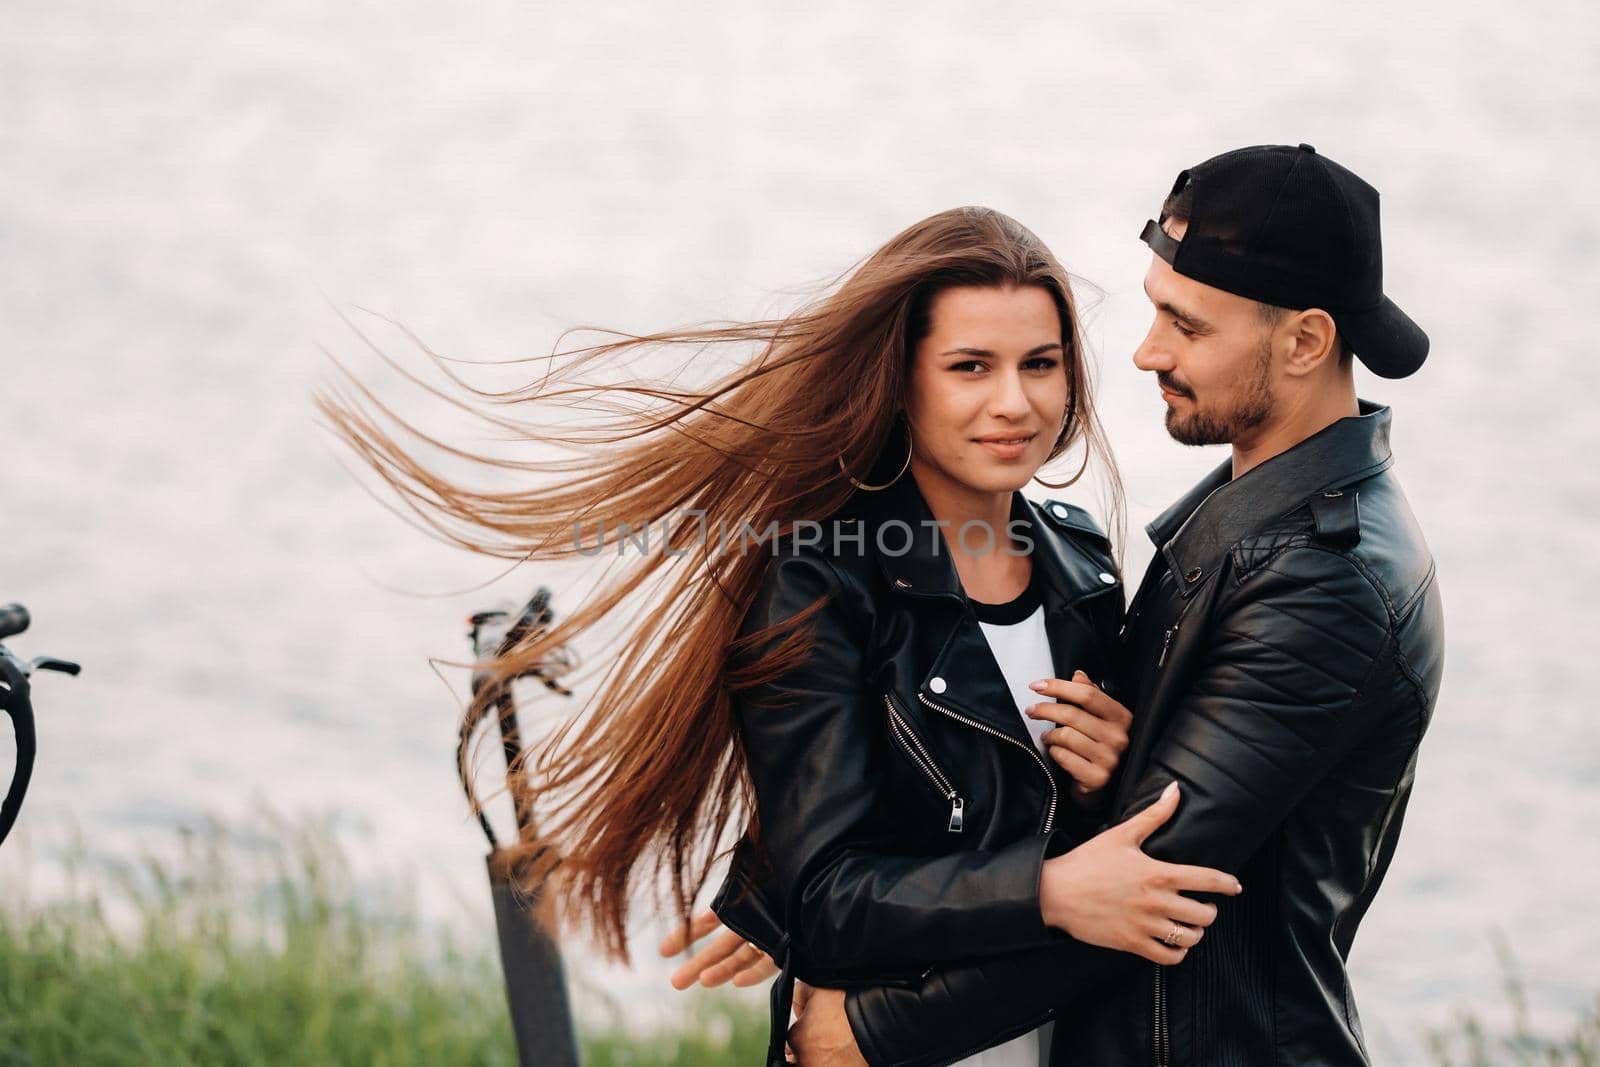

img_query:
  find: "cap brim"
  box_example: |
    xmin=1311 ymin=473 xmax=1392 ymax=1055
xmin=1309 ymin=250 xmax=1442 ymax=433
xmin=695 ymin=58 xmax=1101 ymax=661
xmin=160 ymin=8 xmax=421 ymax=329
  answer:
xmin=1334 ymin=295 xmax=1429 ymax=379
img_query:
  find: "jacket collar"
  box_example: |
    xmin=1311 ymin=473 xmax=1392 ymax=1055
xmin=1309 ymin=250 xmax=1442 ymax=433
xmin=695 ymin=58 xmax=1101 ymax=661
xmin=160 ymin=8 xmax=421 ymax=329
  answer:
xmin=847 ymin=469 xmax=1114 ymax=749
xmin=1148 ymin=400 xmax=1395 ymax=595
xmin=851 ymin=467 xmax=1108 ymax=610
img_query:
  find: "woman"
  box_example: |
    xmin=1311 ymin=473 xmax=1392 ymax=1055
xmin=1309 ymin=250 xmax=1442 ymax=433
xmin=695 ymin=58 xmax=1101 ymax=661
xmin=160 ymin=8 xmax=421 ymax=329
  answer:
xmin=320 ymin=206 xmax=1234 ymax=1067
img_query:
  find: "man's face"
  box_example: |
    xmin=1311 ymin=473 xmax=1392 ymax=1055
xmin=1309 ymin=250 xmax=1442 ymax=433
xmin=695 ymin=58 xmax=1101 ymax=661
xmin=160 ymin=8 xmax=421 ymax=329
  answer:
xmin=1133 ymin=219 xmax=1277 ymax=446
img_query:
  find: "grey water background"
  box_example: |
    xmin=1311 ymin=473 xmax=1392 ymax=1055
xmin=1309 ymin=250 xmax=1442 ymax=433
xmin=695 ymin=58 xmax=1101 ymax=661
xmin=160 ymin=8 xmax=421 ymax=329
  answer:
xmin=4 ymin=1 xmax=1597 ymax=1059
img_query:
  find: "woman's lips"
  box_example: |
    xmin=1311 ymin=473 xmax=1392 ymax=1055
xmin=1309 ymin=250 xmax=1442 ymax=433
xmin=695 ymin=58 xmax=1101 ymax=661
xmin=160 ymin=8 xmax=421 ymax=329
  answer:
xmin=974 ymin=433 xmax=1035 ymax=459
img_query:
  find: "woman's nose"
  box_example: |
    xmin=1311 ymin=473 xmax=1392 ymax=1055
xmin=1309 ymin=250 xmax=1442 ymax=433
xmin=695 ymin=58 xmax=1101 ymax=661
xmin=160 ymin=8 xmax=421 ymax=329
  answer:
xmin=988 ymin=370 xmax=1031 ymax=417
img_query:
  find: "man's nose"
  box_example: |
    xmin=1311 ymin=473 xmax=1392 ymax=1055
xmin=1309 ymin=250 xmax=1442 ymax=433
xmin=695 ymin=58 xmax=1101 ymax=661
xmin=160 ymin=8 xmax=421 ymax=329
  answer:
xmin=1132 ymin=323 xmax=1171 ymax=373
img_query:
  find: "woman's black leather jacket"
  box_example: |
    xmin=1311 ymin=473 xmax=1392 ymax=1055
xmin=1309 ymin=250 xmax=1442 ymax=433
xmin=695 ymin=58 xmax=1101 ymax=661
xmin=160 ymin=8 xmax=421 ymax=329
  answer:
xmin=708 ymin=471 xmax=1124 ymax=1066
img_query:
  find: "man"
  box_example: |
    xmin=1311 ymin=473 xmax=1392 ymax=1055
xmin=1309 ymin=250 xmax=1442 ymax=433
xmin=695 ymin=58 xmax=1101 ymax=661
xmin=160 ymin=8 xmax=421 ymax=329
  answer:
xmin=767 ymin=143 xmax=1446 ymax=1066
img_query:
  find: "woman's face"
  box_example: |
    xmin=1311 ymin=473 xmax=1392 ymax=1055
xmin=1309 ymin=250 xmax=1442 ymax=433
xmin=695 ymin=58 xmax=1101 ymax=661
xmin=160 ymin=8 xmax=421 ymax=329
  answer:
xmin=904 ymin=283 xmax=1069 ymax=496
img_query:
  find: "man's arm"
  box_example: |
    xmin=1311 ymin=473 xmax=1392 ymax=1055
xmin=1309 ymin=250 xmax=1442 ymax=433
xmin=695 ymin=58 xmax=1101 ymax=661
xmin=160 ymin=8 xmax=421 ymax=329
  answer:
xmin=841 ymin=547 xmax=1399 ymax=1065
xmin=1118 ymin=546 xmax=1397 ymax=870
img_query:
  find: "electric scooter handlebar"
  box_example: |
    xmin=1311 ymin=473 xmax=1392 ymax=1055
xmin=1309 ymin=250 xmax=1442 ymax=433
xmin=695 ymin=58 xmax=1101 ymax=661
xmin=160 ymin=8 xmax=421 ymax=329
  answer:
xmin=1 ymin=603 xmax=80 ymax=848
xmin=0 ymin=603 xmax=30 ymax=641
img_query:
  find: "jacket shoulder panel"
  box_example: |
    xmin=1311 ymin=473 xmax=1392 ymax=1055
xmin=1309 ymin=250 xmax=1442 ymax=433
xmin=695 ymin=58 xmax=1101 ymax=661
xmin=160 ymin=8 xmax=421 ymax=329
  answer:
xmin=740 ymin=534 xmax=876 ymax=661
xmin=1230 ymin=488 xmax=1367 ymax=579
xmin=1230 ymin=513 xmax=1316 ymax=577
xmin=1036 ymin=498 xmax=1115 ymax=574
xmin=1344 ymin=473 xmax=1437 ymax=622
xmin=1233 ymin=533 xmax=1308 ymax=575
xmin=1037 ymin=498 xmax=1108 ymax=544
xmin=1226 ymin=542 xmax=1396 ymax=645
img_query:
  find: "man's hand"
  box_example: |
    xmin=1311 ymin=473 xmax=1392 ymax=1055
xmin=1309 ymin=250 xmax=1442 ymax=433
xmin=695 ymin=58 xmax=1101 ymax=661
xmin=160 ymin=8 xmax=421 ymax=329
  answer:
xmin=657 ymin=908 xmax=779 ymax=989
xmin=1026 ymin=670 xmax=1131 ymax=803
xmin=788 ymin=987 xmax=867 ymax=1066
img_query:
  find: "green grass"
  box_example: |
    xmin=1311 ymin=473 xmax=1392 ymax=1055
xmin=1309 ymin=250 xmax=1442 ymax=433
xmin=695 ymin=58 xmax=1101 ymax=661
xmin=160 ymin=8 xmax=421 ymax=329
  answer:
xmin=0 ymin=814 xmax=761 ymax=1066
xmin=1422 ymin=935 xmax=1599 ymax=1067
xmin=580 ymin=1003 xmax=768 ymax=1067
xmin=1 ymin=815 xmax=1594 ymax=1066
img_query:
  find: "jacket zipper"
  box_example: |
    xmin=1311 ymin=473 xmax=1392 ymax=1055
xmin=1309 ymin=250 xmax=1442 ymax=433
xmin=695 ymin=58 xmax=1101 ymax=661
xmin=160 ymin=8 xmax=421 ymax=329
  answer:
xmin=916 ymin=691 xmax=1059 ymax=836
xmin=884 ymin=695 xmax=965 ymax=832
xmin=1153 ymin=963 xmax=1170 ymax=1067
xmin=877 ymin=583 xmax=1117 ymax=838
xmin=1153 ymin=617 xmax=1183 ymax=1063
xmin=1157 ymin=622 xmax=1179 ymax=668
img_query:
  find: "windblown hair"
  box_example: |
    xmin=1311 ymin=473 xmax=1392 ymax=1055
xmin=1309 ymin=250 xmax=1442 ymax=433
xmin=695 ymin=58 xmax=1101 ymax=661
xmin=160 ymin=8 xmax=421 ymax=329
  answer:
xmin=316 ymin=206 xmax=1122 ymax=961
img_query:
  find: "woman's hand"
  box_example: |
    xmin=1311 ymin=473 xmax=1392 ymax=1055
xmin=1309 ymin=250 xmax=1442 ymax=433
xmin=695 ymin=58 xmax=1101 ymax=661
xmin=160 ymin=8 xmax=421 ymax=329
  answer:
xmin=658 ymin=908 xmax=779 ymax=989
xmin=1038 ymin=782 xmax=1243 ymax=964
xmin=1026 ymin=670 xmax=1132 ymax=803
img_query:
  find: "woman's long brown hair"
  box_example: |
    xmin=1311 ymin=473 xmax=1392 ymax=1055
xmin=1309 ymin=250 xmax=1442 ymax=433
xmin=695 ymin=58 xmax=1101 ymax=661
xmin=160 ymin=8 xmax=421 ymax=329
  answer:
xmin=316 ymin=206 xmax=1122 ymax=961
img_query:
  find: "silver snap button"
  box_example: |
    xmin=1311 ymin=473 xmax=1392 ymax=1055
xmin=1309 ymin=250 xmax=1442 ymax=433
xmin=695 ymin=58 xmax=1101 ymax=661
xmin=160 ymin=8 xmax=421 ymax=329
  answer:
xmin=1098 ymin=571 xmax=1116 ymax=585
xmin=1049 ymin=501 xmax=1072 ymax=519
xmin=1184 ymin=567 xmax=1202 ymax=583
xmin=928 ymin=676 xmax=947 ymax=694
xmin=893 ymin=577 xmax=911 ymax=589
xmin=1323 ymin=489 xmax=1343 ymax=498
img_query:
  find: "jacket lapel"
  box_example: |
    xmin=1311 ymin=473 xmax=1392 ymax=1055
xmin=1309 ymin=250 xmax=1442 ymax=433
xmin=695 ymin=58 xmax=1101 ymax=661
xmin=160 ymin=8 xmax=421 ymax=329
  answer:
xmin=854 ymin=474 xmax=1111 ymax=746
xmin=1110 ymin=573 xmax=1224 ymax=815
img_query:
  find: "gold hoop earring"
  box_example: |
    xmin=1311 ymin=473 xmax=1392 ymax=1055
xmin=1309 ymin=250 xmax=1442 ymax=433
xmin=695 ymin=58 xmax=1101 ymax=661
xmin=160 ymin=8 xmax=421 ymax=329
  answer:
xmin=1032 ymin=419 xmax=1086 ymax=490
xmin=839 ymin=430 xmax=913 ymax=491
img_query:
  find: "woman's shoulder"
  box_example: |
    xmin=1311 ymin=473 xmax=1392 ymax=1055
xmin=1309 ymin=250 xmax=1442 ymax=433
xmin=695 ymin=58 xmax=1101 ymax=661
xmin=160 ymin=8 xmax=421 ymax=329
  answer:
xmin=737 ymin=522 xmax=877 ymax=639
xmin=1029 ymin=496 xmax=1115 ymax=570
xmin=754 ymin=499 xmax=883 ymax=582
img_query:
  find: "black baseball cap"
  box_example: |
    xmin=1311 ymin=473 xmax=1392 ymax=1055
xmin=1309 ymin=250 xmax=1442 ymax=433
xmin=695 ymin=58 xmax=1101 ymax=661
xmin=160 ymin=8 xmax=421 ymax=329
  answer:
xmin=1139 ymin=143 xmax=1428 ymax=379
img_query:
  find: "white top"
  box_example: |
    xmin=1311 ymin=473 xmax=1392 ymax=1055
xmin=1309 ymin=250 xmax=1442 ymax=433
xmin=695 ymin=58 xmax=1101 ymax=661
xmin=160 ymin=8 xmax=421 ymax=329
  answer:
xmin=979 ymin=602 xmax=1057 ymax=759
xmin=951 ymin=572 xmax=1057 ymax=1067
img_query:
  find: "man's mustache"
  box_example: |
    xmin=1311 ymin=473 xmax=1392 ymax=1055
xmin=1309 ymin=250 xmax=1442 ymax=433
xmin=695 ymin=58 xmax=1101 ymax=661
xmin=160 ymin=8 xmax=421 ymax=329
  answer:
xmin=1157 ymin=372 xmax=1195 ymax=400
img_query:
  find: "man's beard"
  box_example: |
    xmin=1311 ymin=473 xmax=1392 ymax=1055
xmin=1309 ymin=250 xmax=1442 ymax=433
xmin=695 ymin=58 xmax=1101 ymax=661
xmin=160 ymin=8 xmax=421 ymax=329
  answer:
xmin=1163 ymin=336 xmax=1275 ymax=446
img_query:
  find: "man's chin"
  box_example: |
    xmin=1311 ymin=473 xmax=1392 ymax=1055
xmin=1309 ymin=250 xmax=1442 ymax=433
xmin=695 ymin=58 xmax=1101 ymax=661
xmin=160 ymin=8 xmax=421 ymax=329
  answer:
xmin=1164 ymin=408 xmax=1230 ymax=447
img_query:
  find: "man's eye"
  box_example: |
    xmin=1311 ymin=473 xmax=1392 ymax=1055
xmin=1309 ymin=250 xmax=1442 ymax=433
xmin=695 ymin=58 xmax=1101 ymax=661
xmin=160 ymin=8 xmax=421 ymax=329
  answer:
xmin=1172 ymin=321 xmax=1196 ymax=338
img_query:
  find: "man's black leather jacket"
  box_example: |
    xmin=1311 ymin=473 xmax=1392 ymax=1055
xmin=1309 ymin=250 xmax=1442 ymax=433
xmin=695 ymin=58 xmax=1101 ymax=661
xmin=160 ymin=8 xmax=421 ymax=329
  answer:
xmin=708 ymin=469 xmax=1124 ymax=1066
xmin=842 ymin=401 xmax=1446 ymax=1067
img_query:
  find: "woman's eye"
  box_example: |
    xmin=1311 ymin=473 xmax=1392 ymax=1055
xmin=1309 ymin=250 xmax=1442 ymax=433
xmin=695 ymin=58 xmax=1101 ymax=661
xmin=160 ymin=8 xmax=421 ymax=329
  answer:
xmin=951 ymin=358 xmax=1059 ymax=373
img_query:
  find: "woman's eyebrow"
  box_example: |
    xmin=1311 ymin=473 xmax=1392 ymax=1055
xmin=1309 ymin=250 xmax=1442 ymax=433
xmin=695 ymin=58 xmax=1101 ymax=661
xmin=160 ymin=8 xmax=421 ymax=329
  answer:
xmin=940 ymin=342 xmax=1065 ymax=358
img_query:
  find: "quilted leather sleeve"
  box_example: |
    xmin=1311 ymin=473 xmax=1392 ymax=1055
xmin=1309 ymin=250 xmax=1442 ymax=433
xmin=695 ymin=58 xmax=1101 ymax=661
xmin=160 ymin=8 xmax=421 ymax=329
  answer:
xmin=1128 ymin=544 xmax=1396 ymax=871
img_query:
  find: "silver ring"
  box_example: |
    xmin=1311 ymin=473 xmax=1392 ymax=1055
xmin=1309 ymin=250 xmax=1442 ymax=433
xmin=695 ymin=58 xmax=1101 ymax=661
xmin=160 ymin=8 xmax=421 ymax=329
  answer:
xmin=1163 ymin=924 xmax=1184 ymax=948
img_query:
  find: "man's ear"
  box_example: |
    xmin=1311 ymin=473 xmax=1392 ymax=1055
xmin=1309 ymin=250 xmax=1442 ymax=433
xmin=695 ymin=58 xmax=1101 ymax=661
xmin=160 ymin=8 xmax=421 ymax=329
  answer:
xmin=1281 ymin=308 xmax=1339 ymax=376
